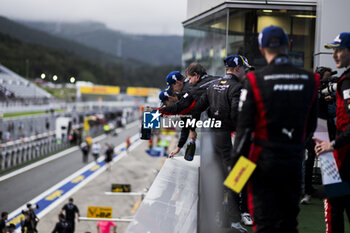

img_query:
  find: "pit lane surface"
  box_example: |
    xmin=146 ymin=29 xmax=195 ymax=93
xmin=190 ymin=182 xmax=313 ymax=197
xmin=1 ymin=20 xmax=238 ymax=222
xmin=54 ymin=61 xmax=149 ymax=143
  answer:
xmin=0 ymin=123 xmax=139 ymax=213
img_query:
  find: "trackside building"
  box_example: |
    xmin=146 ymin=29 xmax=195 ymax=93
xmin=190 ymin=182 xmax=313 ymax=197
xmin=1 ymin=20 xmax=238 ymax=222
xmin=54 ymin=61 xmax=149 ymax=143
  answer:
xmin=182 ymin=0 xmax=350 ymax=75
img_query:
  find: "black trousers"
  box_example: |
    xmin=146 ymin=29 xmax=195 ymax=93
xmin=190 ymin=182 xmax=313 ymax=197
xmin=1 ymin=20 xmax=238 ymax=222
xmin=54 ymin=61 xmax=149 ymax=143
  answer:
xmin=249 ymin=146 xmax=302 ymax=233
xmin=212 ymin=129 xmax=241 ymax=225
xmin=67 ymin=220 xmax=75 ymax=233
xmin=82 ymin=152 xmax=88 ymax=163
xmin=304 ymin=139 xmax=316 ymax=195
xmin=325 ymin=195 xmax=350 ymax=233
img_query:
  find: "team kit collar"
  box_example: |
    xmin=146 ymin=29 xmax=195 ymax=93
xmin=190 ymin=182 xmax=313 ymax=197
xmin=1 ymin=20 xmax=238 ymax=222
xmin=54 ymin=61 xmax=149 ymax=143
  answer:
xmin=224 ymin=73 xmax=239 ymax=82
xmin=271 ymin=55 xmax=291 ymax=65
xmin=193 ymin=74 xmax=209 ymax=85
xmin=200 ymin=74 xmax=209 ymax=80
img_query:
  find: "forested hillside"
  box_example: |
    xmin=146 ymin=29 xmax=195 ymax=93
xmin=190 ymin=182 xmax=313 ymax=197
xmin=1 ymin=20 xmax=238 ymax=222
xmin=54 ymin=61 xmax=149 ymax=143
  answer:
xmin=21 ymin=21 xmax=183 ymax=66
xmin=0 ymin=33 xmax=179 ymax=87
xmin=0 ymin=16 xmax=181 ymax=88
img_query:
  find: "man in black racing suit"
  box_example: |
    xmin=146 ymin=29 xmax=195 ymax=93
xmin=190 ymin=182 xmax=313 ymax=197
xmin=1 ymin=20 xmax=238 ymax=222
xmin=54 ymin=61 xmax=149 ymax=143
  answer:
xmin=195 ymin=54 xmax=252 ymax=232
xmin=232 ymin=26 xmax=319 ymax=233
xmin=163 ymin=71 xmax=198 ymax=157
xmin=158 ymin=63 xmax=217 ymax=123
xmin=314 ymin=32 xmax=350 ymax=233
xmin=158 ymin=64 xmax=218 ymax=161
xmin=161 ymin=71 xmax=197 ymax=157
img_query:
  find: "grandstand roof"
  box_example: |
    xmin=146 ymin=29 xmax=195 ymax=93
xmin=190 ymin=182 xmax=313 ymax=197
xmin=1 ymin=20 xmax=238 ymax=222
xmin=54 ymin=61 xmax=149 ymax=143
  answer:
xmin=0 ymin=64 xmax=52 ymax=99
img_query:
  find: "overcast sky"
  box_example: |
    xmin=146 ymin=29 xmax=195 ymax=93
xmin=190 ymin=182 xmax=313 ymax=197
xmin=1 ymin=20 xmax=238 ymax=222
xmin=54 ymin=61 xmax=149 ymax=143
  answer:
xmin=0 ymin=0 xmax=187 ymax=35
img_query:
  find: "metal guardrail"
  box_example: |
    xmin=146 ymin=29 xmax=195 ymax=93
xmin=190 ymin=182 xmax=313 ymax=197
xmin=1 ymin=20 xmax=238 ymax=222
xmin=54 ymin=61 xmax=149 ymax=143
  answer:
xmin=0 ymin=101 xmax=138 ymax=114
xmin=0 ymin=135 xmax=69 ymax=171
xmin=0 ymin=131 xmax=56 ymax=148
xmin=0 ymin=125 xmax=104 ymax=171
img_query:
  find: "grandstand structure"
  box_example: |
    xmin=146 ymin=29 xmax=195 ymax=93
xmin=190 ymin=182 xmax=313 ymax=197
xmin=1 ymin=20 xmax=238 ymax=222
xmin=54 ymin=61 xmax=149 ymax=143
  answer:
xmin=0 ymin=64 xmax=52 ymax=102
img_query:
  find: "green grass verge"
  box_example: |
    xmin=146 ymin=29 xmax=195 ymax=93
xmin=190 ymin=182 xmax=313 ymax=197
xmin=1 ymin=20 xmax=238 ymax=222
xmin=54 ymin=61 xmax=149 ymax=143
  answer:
xmin=43 ymin=87 xmax=76 ymax=101
xmin=4 ymin=111 xmax=47 ymax=118
xmin=299 ymin=198 xmax=326 ymax=233
xmin=3 ymin=109 xmax=64 ymax=118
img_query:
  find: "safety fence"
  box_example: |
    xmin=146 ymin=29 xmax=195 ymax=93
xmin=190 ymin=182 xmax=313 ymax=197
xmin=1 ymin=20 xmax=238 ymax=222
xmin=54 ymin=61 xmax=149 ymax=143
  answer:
xmin=0 ymin=134 xmax=69 ymax=171
xmin=0 ymin=100 xmax=137 ymax=114
xmin=0 ymin=125 xmax=104 ymax=172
